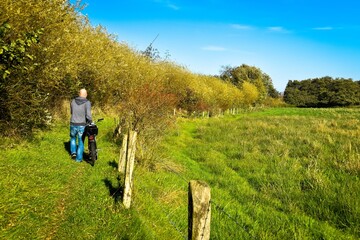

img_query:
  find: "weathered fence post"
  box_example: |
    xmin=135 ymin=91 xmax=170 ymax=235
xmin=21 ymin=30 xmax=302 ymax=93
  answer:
xmin=188 ymin=180 xmax=211 ymax=240
xmin=118 ymin=133 xmax=128 ymax=174
xmin=123 ymin=130 xmax=137 ymax=209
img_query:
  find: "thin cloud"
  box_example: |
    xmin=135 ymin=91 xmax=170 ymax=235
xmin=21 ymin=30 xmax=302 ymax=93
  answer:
xmin=230 ymin=24 xmax=254 ymax=30
xmin=153 ymin=0 xmax=180 ymax=10
xmin=267 ymin=26 xmax=290 ymax=33
xmin=312 ymin=26 xmax=334 ymax=31
xmin=202 ymin=45 xmax=227 ymax=51
xmin=167 ymin=3 xmax=180 ymax=10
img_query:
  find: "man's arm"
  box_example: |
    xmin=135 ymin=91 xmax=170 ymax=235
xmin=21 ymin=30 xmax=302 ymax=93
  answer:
xmin=86 ymin=101 xmax=92 ymax=123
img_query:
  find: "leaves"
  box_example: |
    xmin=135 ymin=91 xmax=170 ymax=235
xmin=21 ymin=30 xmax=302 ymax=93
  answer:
xmin=0 ymin=0 xmax=277 ymax=137
xmin=220 ymin=64 xmax=280 ymax=101
xmin=284 ymin=77 xmax=360 ymax=107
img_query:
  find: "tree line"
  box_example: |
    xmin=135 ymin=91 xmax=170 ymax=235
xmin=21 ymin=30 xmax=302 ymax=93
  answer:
xmin=0 ymin=0 xmax=279 ymax=138
xmin=284 ymin=77 xmax=360 ymax=107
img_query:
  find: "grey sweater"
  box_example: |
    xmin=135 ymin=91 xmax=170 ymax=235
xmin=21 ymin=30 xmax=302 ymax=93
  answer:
xmin=70 ymin=97 xmax=92 ymax=126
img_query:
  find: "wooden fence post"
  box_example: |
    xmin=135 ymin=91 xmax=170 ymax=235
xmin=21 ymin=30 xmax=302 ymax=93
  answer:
xmin=118 ymin=133 xmax=128 ymax=174
xmin=123 ymin=130 xmax=137 ymax=209
xmin=188 ymin=180 xmax=211 ymax=240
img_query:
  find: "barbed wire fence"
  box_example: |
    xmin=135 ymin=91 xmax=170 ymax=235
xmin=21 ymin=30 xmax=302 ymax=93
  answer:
xmin=116 ymin=125 xmax=255 ymax=239
xmin=131 ymin=159 xmax=255 ymax=240
xmin=211 ymin=199 xmax=255 ymax=239
xmin=135 ymin=177 xmax=188 ymax=240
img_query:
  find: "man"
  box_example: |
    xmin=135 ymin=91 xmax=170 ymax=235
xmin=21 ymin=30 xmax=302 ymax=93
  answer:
xmin=70 ymin=88 xmax=92 ymax=162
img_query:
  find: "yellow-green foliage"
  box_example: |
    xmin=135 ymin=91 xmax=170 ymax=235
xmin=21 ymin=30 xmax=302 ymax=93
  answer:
xmin=0 ymin=0 xmax=265 ymax=136
xmin=242 ymin=81 xmax=260 ymax=106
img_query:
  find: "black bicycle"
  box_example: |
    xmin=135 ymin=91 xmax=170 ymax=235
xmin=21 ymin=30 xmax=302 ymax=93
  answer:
xmin=84 ymin=118 xmax=103 ymax=165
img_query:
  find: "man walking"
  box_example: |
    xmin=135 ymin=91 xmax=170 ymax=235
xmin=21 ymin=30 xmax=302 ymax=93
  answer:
xmin=70 ymin=88 xmax=92 ymax=162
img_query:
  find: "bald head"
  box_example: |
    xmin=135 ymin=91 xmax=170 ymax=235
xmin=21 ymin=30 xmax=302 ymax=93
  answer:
xmin=79 ymin=89 xmax=87 ymax=98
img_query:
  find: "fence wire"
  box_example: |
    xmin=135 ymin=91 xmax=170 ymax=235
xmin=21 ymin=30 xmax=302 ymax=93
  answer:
xmin=211 ymin=199 xmax=255 ymax=239
xmin=136 ymin=179 xmax=188 ymax=240
xmin=162 ymin=162 xmax=249 ymax=229
xmin=132 ymin=159 xmax=257 ymax=239
xmin=155 ymin=161 xmax=254 ymax=239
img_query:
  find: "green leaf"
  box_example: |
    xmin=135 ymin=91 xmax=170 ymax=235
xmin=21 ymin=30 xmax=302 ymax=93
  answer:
xmin=26 ymin=54 xmax=34 ymax=60
xmin=4 ymin=23 xmax=11 ymax=29
xmin=2 ymin=70 xmax=10 ymax=79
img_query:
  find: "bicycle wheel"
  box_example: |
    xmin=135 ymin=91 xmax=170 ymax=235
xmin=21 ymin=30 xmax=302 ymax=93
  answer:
xmin=89 ymin=141 xmax=97 ymax=161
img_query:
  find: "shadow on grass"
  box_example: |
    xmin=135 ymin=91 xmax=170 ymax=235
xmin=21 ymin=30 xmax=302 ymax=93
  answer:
xmin=83 ymin=153 xmax=95 ymax=166
xmin=103 ymin=176 xmax=123 ymax=204
xmin=63 ymin=141 xmax=71 ymax=154
xmin=108 ymin=160 xmax=119 ymax=169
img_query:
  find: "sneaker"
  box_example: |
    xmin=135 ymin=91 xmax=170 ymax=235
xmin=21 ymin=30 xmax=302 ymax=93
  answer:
xmin=71 ymin=153 xmax=76 ymax=160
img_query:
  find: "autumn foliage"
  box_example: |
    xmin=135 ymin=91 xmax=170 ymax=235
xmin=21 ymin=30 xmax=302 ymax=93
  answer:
xmin=0 ymin=0 xmax=278 ymax=137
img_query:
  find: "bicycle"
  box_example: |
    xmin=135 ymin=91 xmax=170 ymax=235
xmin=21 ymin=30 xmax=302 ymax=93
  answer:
xmin=84 ymin=118 xmax=103 ymax=165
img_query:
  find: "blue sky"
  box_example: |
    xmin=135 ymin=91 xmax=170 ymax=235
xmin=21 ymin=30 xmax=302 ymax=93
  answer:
xmin=76 ymin=0 xmax=360 ymax=92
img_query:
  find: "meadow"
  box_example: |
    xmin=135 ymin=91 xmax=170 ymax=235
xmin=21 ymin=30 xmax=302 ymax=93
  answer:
xmin=0 ymin=108 xmax=359 ymax=239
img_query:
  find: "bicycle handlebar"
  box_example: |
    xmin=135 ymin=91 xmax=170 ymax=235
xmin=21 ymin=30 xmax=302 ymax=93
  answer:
xmin=87 ymin=118 xmax=104 ymax=126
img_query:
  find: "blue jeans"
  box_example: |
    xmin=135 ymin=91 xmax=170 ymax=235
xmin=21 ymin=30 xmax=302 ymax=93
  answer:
xmin=70 ymin=125 xmax=85 ymax=161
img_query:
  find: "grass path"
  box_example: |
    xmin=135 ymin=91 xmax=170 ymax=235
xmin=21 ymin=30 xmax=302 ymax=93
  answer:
xmin=1 ymin=108 xmax=359 ymax=239
xmin=43 ymin=163 xmax=86 ymax=239
xmin=0 ymin=119 xmax=127 ymax=239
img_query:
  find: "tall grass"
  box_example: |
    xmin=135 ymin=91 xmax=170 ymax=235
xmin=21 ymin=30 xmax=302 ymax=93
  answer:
xmin=157 ymin=108 xmax=360 ymax=239
xmin=0 ymin=108 xmax=359 ymax=239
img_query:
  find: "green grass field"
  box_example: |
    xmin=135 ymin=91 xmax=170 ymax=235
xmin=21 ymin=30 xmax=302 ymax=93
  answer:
xmin=1 ymin=108 xmax=359 ymax=239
